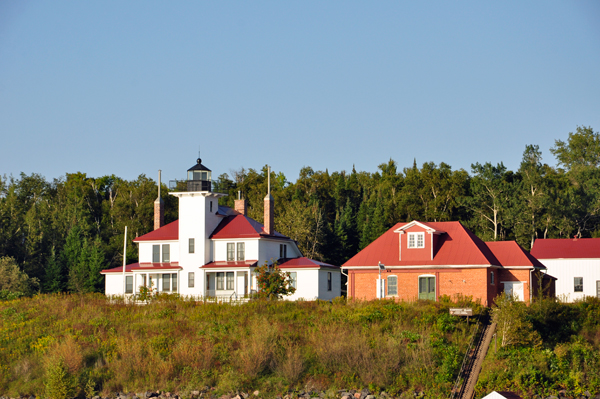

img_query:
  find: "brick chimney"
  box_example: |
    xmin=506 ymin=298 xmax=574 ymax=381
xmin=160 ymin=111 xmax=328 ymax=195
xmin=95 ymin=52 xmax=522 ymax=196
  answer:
xmin=234 ymin=191 xmax=247 ymax=216
xmin=264 ymin=166 xmax=274 ymax=235
xmin=154 ymin=170 xmax=164 ymax=230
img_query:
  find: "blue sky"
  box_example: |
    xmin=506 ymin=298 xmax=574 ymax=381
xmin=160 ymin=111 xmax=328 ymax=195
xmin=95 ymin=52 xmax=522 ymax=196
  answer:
xmin=1 ymin=1 xmax=599 ymax=184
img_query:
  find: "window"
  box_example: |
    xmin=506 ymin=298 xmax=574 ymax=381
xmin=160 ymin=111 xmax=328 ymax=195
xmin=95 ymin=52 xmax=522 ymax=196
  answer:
xmin=189 ymin=238 xmax=195 ymax=253
xmin=574 ymin=277 xmax=583 ymax=292
xmin=387 ymin=276 xmax=398 ymax=296
xmin=210 ymin=200 xmax=213 ymax=212
xmin=227 ymin=243 xmax=235 ymax=261
xmin=491 ymin=271 xmax=495 ymax=285
xmin=280 ymin=244 xmax=287 ymax=259
xmin=125 ymin=276 xmax=133 ymax=293
xmin=216 ymin=272 xmax=224 ymax=290
xmin=162 ymin=244 xmax=170 ymax=262
xmin=237 ymin=242 xmax=245 ymax=261
xmin=419 ymin=276 xmax=435 ymax=300
xmin=171 ymin=273 xmax=177 ymax=291
xmin=152 ymin=245 xmax=160 ymax=263
xmin=188 ymin=272 xmax=195 ymax=288
xmin=289 ymin=272 xmax=297 ymax=289
xmin=226 ymin=272 xmax=234 ymax=290
xmin=327 ymin=272 xmax=332 ymax=291
xmin=408 ymin=232 xmax=425 ymax=248
xmin=162 ymin=274 xmax=171 ymax=292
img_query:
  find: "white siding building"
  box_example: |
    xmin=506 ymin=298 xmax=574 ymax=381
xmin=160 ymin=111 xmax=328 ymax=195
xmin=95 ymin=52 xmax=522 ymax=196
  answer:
xmin=531 ymin=238 xmax=600 ymax=302
xmin=101 ymin=159 xmax=341 ymax=301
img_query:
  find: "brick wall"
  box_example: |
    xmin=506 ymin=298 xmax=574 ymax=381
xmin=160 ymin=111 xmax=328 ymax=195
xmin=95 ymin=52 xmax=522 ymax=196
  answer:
xmin=350 ymin=267 xmax=501 ymax=306
xmin=154 ymin=198 xmax=164 ymax=231
xmin=264 ymin=195 xmax=274 ymax=235
xmin=234 ymin=199 xmax=247 ymax=216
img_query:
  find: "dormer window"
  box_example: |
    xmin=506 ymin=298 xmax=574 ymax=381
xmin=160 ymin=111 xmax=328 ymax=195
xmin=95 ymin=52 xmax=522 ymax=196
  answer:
xmin=408 ymin=232 xmax=425 ymax=248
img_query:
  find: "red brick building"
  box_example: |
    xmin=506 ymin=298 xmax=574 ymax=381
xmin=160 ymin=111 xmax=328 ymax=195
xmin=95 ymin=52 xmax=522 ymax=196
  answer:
xmin=343 ymin=221 xmax=554 ymax=305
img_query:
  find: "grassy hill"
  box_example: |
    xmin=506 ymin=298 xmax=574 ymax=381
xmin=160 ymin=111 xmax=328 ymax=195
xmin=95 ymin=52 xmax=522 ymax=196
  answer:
xmin=2 ymin=294 xmax=599 ymax=399
xmin=1 ymin=294 xmax=481 ymax=398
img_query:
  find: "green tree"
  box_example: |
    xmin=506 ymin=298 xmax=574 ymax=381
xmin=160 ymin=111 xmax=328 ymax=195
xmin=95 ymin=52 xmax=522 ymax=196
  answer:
xmin=511 ymin=145 xmax=550 ymax=249
xmin=43 ymin=246 xmax=65 ymax=293
xmin=551 ymin=126 xmax=600 ymax=171
xmin=254 ymin=262 xmax=296 ymax=299
xmin=551 ymin=126 xmax=600 ymax=237
xmin=492 ymin=293 xmax=542 ymax=348
xmin=462 ymin=162 xmax=513 ymax=241
xmin=0 ymin=256 xmax=39 ymax=295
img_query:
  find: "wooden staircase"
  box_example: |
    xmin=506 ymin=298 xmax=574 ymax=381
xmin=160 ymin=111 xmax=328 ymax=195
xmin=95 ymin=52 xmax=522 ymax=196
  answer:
xmin=450 ymin=316 xmax=497 ymax=399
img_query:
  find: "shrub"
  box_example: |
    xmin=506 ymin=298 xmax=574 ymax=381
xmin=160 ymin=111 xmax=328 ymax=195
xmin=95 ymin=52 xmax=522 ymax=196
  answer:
xmin=45 ymin=358 xmax=77 ymax=399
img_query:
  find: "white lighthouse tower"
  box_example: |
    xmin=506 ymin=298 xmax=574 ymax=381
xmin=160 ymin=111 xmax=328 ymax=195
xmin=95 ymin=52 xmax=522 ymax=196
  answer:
xmin=171 ymin=158 xmax=227 ymax=295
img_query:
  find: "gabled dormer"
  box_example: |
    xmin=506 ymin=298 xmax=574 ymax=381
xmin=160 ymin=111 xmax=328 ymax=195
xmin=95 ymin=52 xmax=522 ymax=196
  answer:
xmin=394 ymin=220 xmax=445 ymax=261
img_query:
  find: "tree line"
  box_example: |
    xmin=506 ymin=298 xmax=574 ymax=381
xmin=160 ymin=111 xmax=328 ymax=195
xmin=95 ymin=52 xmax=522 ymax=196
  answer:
xmin=1 ymin=126 xmax=599 ymax=294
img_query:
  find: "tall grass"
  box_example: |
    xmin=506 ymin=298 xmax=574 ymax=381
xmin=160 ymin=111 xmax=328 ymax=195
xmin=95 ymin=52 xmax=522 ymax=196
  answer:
xmin=0 ymin=294 xmax=481 ymax=398
xmin=477 ymin=296 xmax=600 ymax=399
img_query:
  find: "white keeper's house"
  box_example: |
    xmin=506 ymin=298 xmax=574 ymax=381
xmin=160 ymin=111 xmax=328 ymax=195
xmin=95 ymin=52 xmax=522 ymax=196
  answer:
xmin=101 ymin=159 xmax=341 ymax=301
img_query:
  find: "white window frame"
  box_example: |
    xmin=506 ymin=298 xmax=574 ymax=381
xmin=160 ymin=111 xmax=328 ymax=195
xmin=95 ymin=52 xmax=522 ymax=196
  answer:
xmin=408 ymin=232 xmax=425 ymax=248
xmin=162 ymin=273 xmax=171 ymax=292
xmin=189 ymin=238 xmax=195 ymax=254
xmin=237 ymin=242 xmax=245 ymax=261
xmin=125 ymin=276 xmax=133 ymax=294
xmin=161 ymin=244 xmax=170 ymax=263
xmin=216 ymin=272 xmax=224 ymax=290
xmin=188 ymin=272 xmax=195 ymax=288
xmin=152 ymin=245 xmax=160 ymax=263
xmin=289 ymin=272 xmax=297 ymax=289
xmin=387 ymin=275 xmax=398 ymax=296
xmin=226 ymin=272 xmax=234 ymax=290
xmin=574 ymin=277 xmax=583 ymax=293
xmin=227 ymin=243 xmax=235 ymax=261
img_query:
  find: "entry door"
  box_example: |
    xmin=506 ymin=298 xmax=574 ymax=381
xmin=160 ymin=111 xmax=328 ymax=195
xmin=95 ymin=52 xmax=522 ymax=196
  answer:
xmin=419 ymin=276 xmax=435 ymax=300
xmin=504 ymin=282 xmax=524 ymax=301
xmin=237 ymin=273 xmax=247 ymax=296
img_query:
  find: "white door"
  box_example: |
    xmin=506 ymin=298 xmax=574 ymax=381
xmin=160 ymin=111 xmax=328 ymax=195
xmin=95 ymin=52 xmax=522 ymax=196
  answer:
xmin=504 ymin=282 xmax=524 ymax=301
xmin=237 ymin=274 xmax=246 ymax=296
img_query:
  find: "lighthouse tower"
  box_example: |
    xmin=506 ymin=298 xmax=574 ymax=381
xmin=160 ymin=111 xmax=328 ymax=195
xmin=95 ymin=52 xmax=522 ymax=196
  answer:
xmin=170 ymin=158 xmax=227 ymax=295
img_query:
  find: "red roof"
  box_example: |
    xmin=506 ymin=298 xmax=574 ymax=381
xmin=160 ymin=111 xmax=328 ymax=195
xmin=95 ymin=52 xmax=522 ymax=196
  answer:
xmin=343 ymin=221 xmax=500 ymax=267
xmin=278 ymin=257 xmax=339 ymax=269
xmin=210 ymin=214 xmax=289 ymax=239
xmin=486 ymin=241 xmax=546 ymax=269
xmin=101 ymin=262 xmax=182 ymax=273
xmin=202 ymin=260 xmax=258 ymax=268
xmin=132 ymin=206 xmax=291 ymax=242
xmin=531 ymin=238 xmax=600 ymax=259
xmin=133 ymin=220 xmax=179 ymax=242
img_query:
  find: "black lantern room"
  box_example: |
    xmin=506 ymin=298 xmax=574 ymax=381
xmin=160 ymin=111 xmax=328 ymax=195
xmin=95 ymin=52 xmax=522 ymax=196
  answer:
xmin=186 ymin=158 xmax=212 ymax=192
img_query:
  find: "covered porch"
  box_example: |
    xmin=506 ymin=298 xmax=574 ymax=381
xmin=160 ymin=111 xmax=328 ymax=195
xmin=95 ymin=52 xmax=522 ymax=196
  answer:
xmin=202 ymin=260 xmax=258 ymax=300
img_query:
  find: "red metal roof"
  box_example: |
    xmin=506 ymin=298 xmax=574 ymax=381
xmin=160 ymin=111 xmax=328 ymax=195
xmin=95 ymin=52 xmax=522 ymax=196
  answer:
xmin=531 ymin=238 xmax=600 ymax=259
xmin=278 ymin=257 xmax=339 ymax=269
xmin=100 ymin=262 xmax=182 ymax=273
xmin=343 ymin=221 xmax=500 ymax=267
xmin=202 ymin=260 xmax=258 ymax=268
xmin=486 ymin=241 xmax=546 ymax=269
xmin=133 ymin=220 xmax=179 ymax=242
xmin=210 ymin=214 xmax=289 ymax=239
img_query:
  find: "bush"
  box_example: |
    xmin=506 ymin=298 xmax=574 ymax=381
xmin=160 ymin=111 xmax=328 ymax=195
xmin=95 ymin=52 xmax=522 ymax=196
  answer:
xmin=0 ymin=256 xmax=39 ymax=297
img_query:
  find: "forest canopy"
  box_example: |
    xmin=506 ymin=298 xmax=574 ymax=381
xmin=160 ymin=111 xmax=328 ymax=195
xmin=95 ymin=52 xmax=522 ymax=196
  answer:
xmin=1 ymin=126 xmax=599 ymax=294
